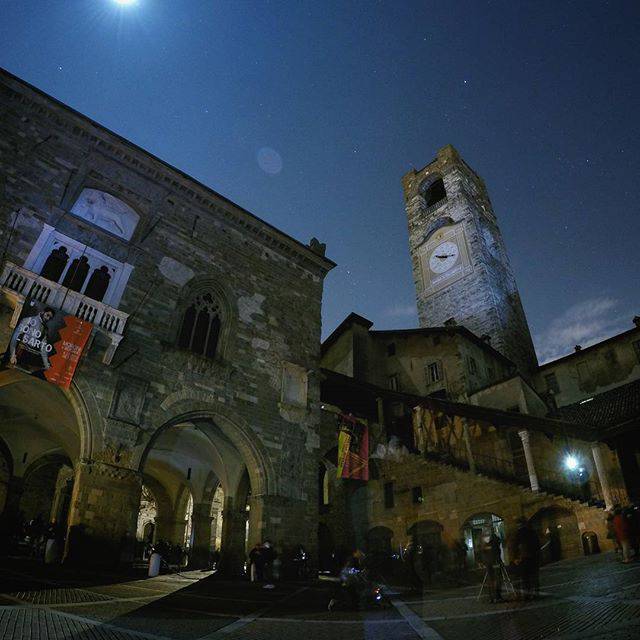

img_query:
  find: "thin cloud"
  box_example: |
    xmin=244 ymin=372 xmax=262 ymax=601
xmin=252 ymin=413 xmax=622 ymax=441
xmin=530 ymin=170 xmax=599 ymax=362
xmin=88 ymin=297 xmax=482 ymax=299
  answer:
xmin=383 ymin=303 xmax=416 ymax=318
xmin=534 ymin=297 xmax=630 ymax=363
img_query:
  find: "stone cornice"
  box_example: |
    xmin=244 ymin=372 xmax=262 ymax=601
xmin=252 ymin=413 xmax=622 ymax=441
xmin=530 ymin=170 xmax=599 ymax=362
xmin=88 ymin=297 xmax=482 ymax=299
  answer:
xmin=0 ymin=69 xmax=335 ymax=276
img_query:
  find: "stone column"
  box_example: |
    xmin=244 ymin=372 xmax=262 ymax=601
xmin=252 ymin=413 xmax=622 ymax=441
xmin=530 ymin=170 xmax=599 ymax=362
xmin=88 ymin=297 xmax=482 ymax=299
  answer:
xmin=220 ymin=496 xmax=248 ymax=576
xmin=65 ymin=460 xmax=142 ymax=566
xmin=1 ymin=475 xmax=24 ymax=517
xmin=190 ymin=501 xmax=214 ymax=568
xmin=50 ymin=467 xmax=74 ymax=525
xmin=461 ymin=419 xmax=476 ymax=474
xmin=376 ymin=397 xmax=385 ymax=428
xmin=518 ymin=430 xmax=539 ymax=492
xmin=591 ymin=443 xmax=613 ymax=510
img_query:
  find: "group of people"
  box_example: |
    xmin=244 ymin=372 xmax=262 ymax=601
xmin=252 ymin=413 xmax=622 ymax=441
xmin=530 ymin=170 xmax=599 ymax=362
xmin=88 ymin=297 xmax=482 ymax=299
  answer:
xmin=606 ymin=504 xmax=640 ymax=563
xmin=248 ymin=540 xmax=278 ymax=588
xmin=0 ymin=511 xmax=64 ymax=563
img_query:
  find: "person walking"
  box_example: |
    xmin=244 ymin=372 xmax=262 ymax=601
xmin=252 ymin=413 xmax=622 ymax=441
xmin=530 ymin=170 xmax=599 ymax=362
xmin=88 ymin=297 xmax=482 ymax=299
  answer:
xmin=248 ymin=543 xmax=263 ymax=582
xmin=613 ymin=506 xmax=633 ymax=563
xmin=510 ymin=517 xmax=540 ymax=600
xmin=606 ymin=512 xmax=621 ymax=554
xmin=261 ymin=540 xmax=277 ymax=589
xmin=480 ymin=529 xmax=504 ymax=603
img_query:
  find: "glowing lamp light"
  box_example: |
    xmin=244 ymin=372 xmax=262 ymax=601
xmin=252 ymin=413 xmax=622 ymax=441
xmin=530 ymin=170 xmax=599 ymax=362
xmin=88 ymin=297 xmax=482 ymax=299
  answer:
xmin=564 ymin=454 xmax=579 ymax=471
xmin=113 ymin=0 xmax=136 ymax=6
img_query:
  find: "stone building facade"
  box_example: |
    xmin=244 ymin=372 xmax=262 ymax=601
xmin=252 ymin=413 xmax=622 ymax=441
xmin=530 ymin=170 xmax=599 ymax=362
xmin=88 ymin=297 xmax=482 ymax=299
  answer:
xmin=0 ymin=69 xmax=334 ymax=569
xmin=319 ymin=145 xmax=636 ymax=575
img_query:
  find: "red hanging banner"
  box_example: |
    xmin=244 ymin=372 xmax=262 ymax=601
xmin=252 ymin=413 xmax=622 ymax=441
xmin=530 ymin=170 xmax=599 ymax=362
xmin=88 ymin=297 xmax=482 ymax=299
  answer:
xmin=337 ymin=413 xmax=369 ymax=481
xmin=44 ymin=315 xmax=92 ymax=389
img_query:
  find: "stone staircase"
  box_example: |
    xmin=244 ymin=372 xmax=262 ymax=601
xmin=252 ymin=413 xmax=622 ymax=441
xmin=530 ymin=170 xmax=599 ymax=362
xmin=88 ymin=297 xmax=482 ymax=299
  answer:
xmin=419 ymin=449 xmax=609 ymax=513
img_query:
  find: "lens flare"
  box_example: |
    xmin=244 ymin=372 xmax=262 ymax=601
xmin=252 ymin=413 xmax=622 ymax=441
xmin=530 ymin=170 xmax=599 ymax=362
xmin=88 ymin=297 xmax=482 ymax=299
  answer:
xmin=564 ymin=454 xmax=579 ymax=471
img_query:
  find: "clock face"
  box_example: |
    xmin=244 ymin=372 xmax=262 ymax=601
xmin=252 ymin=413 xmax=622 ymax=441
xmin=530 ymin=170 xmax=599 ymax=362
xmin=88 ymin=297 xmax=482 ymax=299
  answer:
xmin=428 ymin=240 xmax=459 ymax=274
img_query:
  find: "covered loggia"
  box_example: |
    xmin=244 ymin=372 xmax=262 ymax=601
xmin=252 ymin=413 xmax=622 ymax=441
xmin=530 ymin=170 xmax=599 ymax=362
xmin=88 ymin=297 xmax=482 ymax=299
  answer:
xmin=0 ymin=370 xmax=83 ymax=540
xmin=138 ymin=418 xmax=255 ymax=572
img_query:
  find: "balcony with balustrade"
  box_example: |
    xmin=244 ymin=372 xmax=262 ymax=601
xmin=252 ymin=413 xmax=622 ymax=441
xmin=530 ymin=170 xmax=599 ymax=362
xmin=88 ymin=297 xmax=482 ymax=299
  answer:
xmin=1 ymin=261 xmax=128 ymax=364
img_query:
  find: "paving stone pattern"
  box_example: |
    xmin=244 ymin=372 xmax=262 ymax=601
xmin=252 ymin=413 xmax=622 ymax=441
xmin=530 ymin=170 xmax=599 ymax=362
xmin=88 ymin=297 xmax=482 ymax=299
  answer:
xmin=0 ymin=554 xmax=639 ymax=639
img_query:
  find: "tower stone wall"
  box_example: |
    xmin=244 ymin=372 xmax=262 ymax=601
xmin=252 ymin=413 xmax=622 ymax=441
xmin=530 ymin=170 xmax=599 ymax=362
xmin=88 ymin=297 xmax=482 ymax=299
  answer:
xmin=402 ymin=145 xmax=538 ymax=375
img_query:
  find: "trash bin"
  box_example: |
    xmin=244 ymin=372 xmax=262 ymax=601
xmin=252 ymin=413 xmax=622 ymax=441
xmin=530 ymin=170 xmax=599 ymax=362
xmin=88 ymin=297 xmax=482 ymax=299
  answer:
xmin=148 ymin=552 xmax=162 ymax=577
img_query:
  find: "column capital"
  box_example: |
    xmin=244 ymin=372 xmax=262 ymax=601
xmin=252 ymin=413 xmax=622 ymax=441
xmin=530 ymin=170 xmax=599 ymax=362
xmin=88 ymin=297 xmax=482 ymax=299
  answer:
xmin=518 ymin=428 xmax=530 ymax=444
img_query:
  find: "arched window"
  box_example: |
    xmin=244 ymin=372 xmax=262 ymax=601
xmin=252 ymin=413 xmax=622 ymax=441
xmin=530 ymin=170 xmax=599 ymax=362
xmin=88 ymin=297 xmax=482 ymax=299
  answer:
xmin=177 ymin=292 xmax=222 ymax=359
xmin=421 ymin=177 xmax=447 ymax=208
xmin=40 ymin=246 xmax=69 ymax=282
xmin=84 ymin=266 xmax=111 ymax=302
xmin=61 ymin=255 xmax=90 ymax=292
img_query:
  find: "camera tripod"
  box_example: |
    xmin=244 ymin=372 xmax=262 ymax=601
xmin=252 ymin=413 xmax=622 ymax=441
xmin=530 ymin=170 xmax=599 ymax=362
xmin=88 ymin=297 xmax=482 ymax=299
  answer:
xmin=477 ymin=562 xmax=515 ymax=600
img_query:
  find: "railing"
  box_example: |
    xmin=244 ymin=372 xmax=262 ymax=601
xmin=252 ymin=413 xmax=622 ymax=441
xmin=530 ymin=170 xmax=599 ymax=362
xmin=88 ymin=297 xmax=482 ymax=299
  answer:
xmin=421 ymin=444 xmax=615 ymax=508
xmin=1 ymin=261 xmax=128 ymax=364
xmin=423 ymin=196 xmax=448 ymax=218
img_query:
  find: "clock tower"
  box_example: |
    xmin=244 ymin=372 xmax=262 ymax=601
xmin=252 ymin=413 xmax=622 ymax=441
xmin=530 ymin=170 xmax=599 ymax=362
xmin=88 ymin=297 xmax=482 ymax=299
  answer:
xmin=402 ymin=145 xmax=538 ymax=374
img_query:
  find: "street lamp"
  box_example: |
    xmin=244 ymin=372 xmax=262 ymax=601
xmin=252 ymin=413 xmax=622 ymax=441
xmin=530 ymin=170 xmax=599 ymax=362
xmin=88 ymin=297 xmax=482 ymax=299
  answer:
xmin=564 ymin=453 xmax=579 ymax=472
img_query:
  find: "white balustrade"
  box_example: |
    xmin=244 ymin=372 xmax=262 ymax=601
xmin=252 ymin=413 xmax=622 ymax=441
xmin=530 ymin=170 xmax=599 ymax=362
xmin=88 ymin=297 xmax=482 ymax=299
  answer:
xmin=1 ymin=261 xmax=128 ymax=364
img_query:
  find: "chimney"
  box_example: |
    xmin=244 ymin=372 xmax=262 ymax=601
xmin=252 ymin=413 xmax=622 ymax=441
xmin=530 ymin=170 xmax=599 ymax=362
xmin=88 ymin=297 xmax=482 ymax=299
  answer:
xmin=574 ymin=345 xmax=582 ymax=352
xmin=633 ymin=316 xmax=640 ymax=328
xmin=480 ymin=334 xmax=492 ymax=344
xmin=444 ymin=317 xmax=457 ymax=327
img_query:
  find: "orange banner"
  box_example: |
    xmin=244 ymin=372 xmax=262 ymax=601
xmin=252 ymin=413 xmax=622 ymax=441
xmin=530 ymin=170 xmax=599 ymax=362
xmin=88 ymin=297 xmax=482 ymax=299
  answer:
xmin=44 ymin=315 xmax=92 ymax=388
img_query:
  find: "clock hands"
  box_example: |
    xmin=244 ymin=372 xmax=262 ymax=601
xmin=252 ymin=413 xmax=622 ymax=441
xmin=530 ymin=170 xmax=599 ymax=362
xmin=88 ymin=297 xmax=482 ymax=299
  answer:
xmin=435 ymin=253 xmax=456 ymax=260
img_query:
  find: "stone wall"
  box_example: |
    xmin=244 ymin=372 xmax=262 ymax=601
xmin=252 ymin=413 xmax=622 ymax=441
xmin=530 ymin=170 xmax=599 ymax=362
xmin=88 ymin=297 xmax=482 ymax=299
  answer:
xmin=534 ymin=324 xmax=640 ymax=406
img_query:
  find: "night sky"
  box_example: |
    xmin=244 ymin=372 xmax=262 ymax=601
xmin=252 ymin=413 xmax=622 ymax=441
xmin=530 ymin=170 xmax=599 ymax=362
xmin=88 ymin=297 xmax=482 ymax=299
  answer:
xmin=1 ymin=1 xmax=638 ymax=363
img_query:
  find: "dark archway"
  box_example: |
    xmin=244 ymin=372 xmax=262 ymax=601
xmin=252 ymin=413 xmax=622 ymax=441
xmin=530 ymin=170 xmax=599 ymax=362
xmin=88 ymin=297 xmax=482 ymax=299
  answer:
xmin=421 ymin=175 xmax=447 ymax=208
xmin=530 ymin=506 xmax=580 ymax=563
xmin=19 ymin=453 xmax=74 ymax=549
xmin=408 ymin=519 xmax=444 ymax=583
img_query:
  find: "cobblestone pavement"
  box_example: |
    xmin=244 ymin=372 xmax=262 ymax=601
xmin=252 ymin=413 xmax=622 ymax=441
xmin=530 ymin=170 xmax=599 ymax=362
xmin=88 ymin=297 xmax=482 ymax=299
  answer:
xmin=0 ymin=553 xmax=638 ymax=639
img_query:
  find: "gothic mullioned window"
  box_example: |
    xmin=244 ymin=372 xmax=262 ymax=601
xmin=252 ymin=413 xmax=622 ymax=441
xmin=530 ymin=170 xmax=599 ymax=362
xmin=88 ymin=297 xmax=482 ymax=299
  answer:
xmin=177 ymin=292 xmax=222 ymax=359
